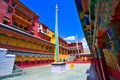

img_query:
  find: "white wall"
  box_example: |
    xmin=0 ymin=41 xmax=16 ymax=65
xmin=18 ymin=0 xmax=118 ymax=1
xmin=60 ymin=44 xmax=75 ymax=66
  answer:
xmin=0 ymin=48 xmax=15 ymax=76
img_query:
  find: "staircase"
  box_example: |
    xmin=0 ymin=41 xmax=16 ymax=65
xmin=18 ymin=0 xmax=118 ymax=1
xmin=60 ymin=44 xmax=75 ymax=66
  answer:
xmin=0 ymin=65 xmax=23 ymax=79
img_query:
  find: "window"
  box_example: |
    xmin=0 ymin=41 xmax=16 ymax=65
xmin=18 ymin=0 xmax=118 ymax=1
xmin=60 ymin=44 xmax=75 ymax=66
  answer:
xmin=13 ymin=22 xmax=18 ymax=26
xmin=46 ymin=46 xmax=48 ymax=51
xmin=3 ymin=20 xmax=9 ymax=25
xmin=3 ymin=17 xmax=10 ymax=25
xmin=19 ymin=25 xmax=23 ymax=29
xmin=39 ymin=29 xmax=41 ymax=32
xmin=12 ymin=1 xmax=15 ymax=7
xmin=3 ymin=0 xmax=9 ymax=3
xmin=24 ymin=27 xmax=29 ymax=31
xmin=6 ymin=7 xmax=12 ymax=14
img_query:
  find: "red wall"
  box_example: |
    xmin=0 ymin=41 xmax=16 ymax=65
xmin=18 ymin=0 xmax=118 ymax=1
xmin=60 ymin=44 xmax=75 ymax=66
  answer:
xmin=0 ymin=0 xmax=12 ymax=23
xmin=109 ymin=67 xmax=120 ymax=80
xmin=33 ymin=16 xmax=39 ymax=37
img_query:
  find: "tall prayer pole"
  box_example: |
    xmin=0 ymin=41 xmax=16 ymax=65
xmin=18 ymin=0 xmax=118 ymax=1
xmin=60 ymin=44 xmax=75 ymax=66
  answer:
xmin=76 ymin=35 xmax=80 ymax=60
xmin=55 ymin=4 xmax=59 ymax=62
xmin=52 ymin=4 xmax=67 ymax=73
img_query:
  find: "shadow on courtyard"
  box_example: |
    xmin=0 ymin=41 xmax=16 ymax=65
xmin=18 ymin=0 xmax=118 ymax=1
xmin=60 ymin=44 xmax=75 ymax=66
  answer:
xmin=86 ymin=64 xmax=98 ymax=80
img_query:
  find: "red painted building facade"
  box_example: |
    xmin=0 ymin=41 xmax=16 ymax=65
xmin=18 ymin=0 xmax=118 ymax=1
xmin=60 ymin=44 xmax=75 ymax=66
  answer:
xmin=68 ymin=42 xmax=84 ymax=55
xmin=0 ymin=0 xmax=55 ymax=67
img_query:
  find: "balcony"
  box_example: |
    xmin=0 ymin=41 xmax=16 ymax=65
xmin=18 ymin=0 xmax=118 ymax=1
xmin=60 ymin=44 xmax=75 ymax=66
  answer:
xmin=11 ymin=25 xmax=33 ymax=35
xmin=12 ymin=14 xmax=32 ymax=26
xmin=15 ymin=5 xmax=33 ymax=19
xmin=38 ymin=32 xmax=51 ymax=41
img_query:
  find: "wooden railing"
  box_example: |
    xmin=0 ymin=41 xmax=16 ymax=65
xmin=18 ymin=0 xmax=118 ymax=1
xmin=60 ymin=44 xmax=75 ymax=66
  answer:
xmin=11 ymin=25 xmax=32 ymax=35
xmin=15 ymin=5 xmax=33 ymax=19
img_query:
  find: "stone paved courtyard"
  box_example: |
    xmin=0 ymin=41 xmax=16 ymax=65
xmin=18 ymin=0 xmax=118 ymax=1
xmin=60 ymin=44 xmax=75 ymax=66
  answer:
xmin=1 ymin=63 xmax=98 ymax=80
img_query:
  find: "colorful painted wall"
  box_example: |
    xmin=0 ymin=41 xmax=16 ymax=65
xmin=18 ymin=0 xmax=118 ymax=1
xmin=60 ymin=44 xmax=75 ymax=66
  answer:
xmin=75 ymin=0 xmax=120 ymax=80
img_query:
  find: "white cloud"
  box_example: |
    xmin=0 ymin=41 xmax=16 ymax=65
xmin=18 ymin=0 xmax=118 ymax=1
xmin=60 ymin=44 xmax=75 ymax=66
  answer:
xmin=64 ymin=36 xmax=89 ymax=48
xmin=67 ymin=41 xmax=71 ymax=44
xmin=80 ymin=37 xmax=88 ymax=48
xmin=64 ymin=36 xmax=75 ymax=41
xmin=64 ymin=36 xmax=90 ymax=53
xmin=80 ymin=37 xmax=90 ymax=53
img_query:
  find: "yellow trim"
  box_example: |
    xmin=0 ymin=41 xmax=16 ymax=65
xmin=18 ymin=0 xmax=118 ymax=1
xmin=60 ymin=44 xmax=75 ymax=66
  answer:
xmin=0 ymin=35 xmax=8 ymax=44
xmin=18 ymin=39 xmax=25 ymax=47
xmin=23 ymin=56 xmax=30 ymax=61
xmin=8 ymin=37 xmax=17 ymax=46
xmin=15 ymin=56 xmax=22 ymax=61
xmin=26 ymin=41 xmax=32 ymax=49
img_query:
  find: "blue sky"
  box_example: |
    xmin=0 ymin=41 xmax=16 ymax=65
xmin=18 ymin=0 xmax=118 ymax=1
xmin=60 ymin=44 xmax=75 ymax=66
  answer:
xmin=20 ymin=0 xmax=87 ymax=48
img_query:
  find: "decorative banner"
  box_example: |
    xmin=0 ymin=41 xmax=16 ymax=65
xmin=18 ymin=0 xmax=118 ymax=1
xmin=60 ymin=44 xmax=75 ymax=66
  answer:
xmin=81 ymin=0 xmax=89 ymax=14
xmin=80 ymin=13 xmax=84 ymax=20
xmin=85 ymin=16 xmax=90 ymax=25
xmin=106 ymin=28 xmax=112 ymax=39
xmin=106 ymin=41 xmax=112 ymax=51
xmin=103 ymin=49 xmax=119 ymax=70
xmin=98 ymin=17 xmax=101 ymax=26
xmin=75 ymin=0 xmax=82 ymax=10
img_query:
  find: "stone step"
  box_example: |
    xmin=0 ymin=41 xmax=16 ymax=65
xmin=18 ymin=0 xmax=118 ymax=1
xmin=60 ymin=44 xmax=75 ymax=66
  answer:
xmin=13 ymin=69 xmax=23 ymax=73
xmin=0 ymin=69 xmax=23 ymax=79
